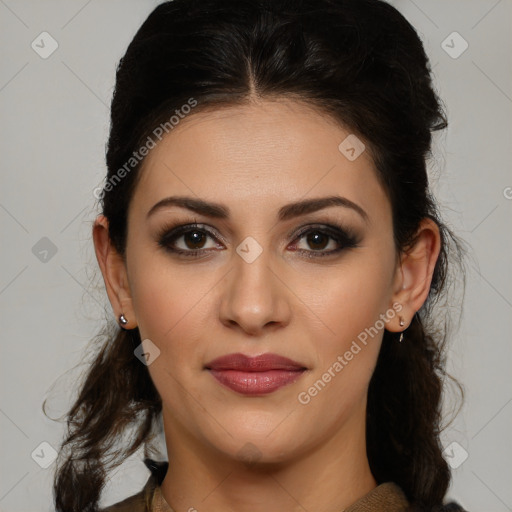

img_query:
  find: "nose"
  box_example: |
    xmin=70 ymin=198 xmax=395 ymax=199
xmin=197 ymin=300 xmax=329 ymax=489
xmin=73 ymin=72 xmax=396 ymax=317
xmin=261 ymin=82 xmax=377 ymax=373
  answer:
xmin=219 ymin=245 xmax=291 ymax=336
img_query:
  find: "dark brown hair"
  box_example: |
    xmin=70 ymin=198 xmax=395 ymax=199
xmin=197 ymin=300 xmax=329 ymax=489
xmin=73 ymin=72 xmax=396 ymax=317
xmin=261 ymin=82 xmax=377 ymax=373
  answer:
xmin=49 ymin=0 xmax=467 ymax=510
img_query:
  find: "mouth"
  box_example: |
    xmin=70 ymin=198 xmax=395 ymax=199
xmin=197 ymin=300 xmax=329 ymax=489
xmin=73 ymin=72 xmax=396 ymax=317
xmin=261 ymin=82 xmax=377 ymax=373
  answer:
xmin=205 ymin=352 xmax=307 ymax=396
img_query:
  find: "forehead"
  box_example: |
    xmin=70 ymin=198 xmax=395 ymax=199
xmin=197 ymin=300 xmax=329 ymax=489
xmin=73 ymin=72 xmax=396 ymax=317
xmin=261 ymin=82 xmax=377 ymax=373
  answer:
xmin=129 ymin=99 xmax=390 ymax=223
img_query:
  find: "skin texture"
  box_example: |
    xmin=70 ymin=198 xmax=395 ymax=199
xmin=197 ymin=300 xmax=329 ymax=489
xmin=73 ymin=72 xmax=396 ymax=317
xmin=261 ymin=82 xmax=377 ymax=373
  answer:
xmin=93 ymin=98 xmax=440 ymax=512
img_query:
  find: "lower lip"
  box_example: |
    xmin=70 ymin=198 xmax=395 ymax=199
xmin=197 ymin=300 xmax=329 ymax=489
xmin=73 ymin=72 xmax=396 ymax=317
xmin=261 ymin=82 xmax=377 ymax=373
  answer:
xmin=207 ymin=369 xmax=305 ymax=395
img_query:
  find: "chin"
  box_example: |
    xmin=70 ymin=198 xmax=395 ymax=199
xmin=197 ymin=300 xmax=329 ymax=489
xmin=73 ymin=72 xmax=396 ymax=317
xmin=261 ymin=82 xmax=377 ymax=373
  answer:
xmin=208 ymin=429 xmax=305 ymax=467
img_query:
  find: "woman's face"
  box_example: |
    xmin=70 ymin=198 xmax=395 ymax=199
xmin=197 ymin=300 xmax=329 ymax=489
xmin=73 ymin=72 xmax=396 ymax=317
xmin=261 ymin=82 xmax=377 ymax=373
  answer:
xmin=121 ymin=99 xmax=402 ymax=464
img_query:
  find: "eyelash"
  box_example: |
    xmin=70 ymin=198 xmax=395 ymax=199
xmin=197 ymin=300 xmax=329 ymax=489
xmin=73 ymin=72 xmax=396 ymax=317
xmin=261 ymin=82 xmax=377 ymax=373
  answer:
xmin=156 ymin=222 xmax=359 ymax=259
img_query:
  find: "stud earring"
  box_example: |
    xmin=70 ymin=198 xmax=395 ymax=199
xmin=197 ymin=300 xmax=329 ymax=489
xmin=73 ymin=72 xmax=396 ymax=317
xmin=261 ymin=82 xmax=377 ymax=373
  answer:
xmin=119 ymin=314 xmax=128 ymax=327
xmin=399 ymin=316 xmax=405 ymax=343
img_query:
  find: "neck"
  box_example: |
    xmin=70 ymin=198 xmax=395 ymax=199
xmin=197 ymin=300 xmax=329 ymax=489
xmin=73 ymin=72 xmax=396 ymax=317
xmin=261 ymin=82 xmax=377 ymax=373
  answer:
xmin=159 ymin=406 xmax=377 ymax=512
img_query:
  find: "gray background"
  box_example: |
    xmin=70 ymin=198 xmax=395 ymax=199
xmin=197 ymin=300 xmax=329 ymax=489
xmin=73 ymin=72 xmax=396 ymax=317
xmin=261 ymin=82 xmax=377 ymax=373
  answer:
xmin=1 ymin=1 xmax=511 ymax=511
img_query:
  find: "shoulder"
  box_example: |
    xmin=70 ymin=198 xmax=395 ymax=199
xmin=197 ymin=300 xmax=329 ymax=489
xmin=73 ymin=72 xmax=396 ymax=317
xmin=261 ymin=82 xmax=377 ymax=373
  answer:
xmin=100 ymin=490 xmax=147 ymax=512
xmin=99 ymin=476 xmax=154 ymax=512
xmin=366 ymin=482 xmax=470 ymax=512
xmin=406 ymin=500 xmax=470 ymax=512
xmin=100 ymin=459 xmax=169 ymax=512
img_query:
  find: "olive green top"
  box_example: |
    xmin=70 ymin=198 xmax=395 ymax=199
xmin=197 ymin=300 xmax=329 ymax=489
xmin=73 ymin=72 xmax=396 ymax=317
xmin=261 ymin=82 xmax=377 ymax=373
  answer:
xmin=101 ymin=468 xmax=410 ymax=512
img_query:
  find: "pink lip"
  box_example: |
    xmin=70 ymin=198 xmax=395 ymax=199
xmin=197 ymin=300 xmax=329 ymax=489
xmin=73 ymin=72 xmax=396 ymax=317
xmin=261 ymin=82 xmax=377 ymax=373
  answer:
xmin=205 ymin=353 xmax=307 ymax=396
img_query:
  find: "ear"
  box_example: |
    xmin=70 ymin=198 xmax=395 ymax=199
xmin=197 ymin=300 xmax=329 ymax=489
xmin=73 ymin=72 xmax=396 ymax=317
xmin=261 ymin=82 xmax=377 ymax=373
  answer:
xmin=388 ymin=218 xmax=441 ymax=332
xmin=92 ymin=214 xmax=137 ymax=329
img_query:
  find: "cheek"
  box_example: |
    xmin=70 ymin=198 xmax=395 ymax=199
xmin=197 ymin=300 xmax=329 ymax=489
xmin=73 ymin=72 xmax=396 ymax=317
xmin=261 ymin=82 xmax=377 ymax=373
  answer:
xmin=129 ymin=246 xmax=192 ymax=331
xmin=128 ymin=253 xmax=215 ymax=367
xmin=305 ymin=252 xmax=396 ymax=390
xmin=317 ymin=254 xmax=395 ymax=334
xmin=296 ymin=290 xmax=388 ymax=422
xmin=128 ymin=259 xmax=211 ymax=412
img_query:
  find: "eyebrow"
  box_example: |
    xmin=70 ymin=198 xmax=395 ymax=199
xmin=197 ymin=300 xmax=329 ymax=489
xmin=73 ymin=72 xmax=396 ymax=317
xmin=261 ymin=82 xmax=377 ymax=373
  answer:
xmin=146 ymin=195 xmax=369 ymax=223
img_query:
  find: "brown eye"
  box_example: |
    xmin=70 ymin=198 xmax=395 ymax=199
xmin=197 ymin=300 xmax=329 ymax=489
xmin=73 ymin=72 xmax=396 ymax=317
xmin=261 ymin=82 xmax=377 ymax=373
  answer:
xmin=158 ymin=223 xmax=221 ymax=256
xmin=305 ymin=231 xmax=330 ymax=251
xmin=183 ymin=230 xmax=208 ymax=249
xmin=290 ymin=224 xmax=359 ymax=258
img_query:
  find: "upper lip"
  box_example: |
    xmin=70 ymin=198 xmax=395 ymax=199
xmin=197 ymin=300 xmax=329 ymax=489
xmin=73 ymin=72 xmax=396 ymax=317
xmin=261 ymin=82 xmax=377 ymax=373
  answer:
xmin=205 ymin=352 xmax=307 ymax=371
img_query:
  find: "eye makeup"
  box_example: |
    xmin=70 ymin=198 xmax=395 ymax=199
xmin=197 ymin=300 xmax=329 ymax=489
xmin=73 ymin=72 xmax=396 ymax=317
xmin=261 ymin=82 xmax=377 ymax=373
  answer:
xmin=155 ymin=218 xmax=362 ymax=260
